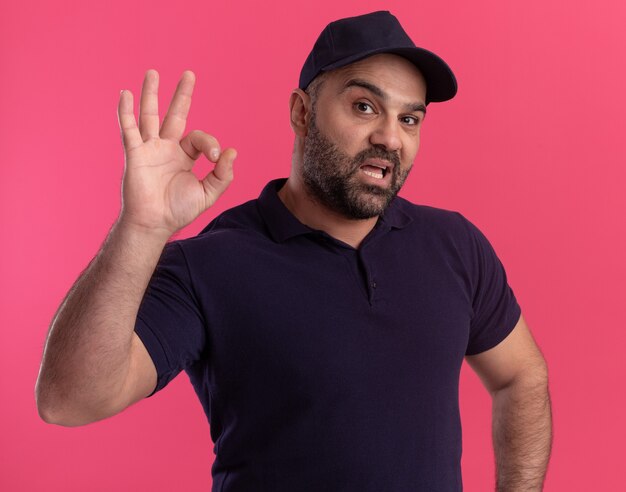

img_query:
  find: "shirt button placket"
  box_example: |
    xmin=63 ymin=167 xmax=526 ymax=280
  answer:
xmin=359 ymin=249 xmax=377 ymax=305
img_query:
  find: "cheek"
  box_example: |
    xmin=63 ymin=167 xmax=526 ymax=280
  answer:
xmin=402 ymin=133 xmax=420 ymax=163
xmin=337 ymin=128 xmax=369 ymax=155
xmin=317 ymin=111 xmax=369 ymax=154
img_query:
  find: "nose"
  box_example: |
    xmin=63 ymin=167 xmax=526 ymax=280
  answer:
xmin=369 ymin=115 xmax=402 ymax=153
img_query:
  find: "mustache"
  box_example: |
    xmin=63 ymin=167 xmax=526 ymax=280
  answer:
xmin=353 ymin=146 xmax=401 ymax=169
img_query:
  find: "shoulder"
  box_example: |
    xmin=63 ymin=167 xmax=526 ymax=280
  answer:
xmin=199 ymin=198 xmax=264 ymax=236
xmin=169 ymin=198 xmax=270 ymax=259
xmin=390 ymin=197 xmax=503 ymax=271
xmin=392 ymin=196 xmax=480 ymax=240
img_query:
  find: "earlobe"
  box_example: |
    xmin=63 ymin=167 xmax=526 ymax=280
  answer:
xmin=289 ymin=89 xmax=311 ymax=137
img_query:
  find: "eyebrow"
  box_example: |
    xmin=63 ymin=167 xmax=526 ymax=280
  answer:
xmin=340 ymin=78 xmax=427 ymax=115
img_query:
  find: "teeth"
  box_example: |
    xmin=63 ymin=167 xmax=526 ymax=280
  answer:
xmin=363 ymin=170 xmax=384 ymax=179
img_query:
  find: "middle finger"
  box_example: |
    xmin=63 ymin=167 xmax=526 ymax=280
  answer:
xmin=160 ymin=70 xmax=196 ymax=141
xmin=138 ymin=69 xmax=160 ymax=141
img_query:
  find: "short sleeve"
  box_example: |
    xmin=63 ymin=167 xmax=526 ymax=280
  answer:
xmin=134 ymin=241 xmax=207 ymax=395
xmin=460 ymin=216 xmax=522 ymax=355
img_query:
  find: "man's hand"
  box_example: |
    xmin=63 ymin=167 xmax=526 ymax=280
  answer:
xmin=36 ymin=70 xmax=235 ymax=426
xmin=118 ymin=69 xmax=237 ymax=238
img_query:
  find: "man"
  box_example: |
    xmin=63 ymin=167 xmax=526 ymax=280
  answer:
xmin=36 ymin=11 xmax=552 ymax=491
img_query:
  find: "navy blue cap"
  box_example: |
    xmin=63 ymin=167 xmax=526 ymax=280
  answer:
xmin=299 ymin=11 xmax=457 ymax=104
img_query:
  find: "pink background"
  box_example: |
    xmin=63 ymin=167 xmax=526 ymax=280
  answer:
xmin=1 ymin=0 xmax=625 ymax=490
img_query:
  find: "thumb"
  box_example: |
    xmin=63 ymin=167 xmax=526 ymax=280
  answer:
xmin=202 ymin=148 xmax=237 ymax=207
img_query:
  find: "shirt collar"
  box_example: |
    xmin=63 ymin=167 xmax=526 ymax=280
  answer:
xmin=257 ymin=178 xmax=314 ymax=243
xmin=257 ymin=178 xmax=413 ymax=243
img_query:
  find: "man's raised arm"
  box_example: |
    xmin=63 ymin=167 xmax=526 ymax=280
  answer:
xmin=35 ymin=69 xmax=237 ymax=426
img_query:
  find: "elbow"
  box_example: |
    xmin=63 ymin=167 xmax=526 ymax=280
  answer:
xmin=522 ymin=357 xmax=550 ymax=390
xmin=493 ymin=360 xmax=550 ymax=398
xmin=35 ymin=396 xmax=65 ymax=426
xmin=35 ymin=380 xmax=92 ymax=427
xmin=36 ymin=400 xmax=97 ymax=427
xmin=36 ymin=402 xmax=72 ymax=427
xmin=35 ymin=386 xmax=68 ymax=426
xmin=35 ymin=388 xmax=126 ymax=427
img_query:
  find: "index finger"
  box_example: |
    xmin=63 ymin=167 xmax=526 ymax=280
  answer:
xmin=159 ymin=70 xmax=195 ymax=141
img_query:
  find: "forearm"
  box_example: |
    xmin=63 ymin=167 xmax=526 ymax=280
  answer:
xmin=36 ymin=220 xmax=170 ymax=424
xmin=492 ymin=378 xmax=553 ymax=491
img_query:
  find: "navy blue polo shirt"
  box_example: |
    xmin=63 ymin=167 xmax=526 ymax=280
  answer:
xmin=135 ymin=178 xmax=521 ymax=491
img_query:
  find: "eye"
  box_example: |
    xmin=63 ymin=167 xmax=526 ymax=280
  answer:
xmin=354 ymin=101 xmax=375 ymax=114
xmin=400 ymin=115 xmax=421 ymax=126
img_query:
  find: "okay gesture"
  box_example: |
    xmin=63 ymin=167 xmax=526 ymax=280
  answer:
xmin=117 ymin=69 xmax=237 ymax=237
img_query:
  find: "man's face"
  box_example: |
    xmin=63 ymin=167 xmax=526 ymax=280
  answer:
xmin=301 ymin=54 xmax=427 ymax=220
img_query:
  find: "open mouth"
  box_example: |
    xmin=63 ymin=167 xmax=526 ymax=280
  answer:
xmin=360 ymin=160 xmax=391 ymax=180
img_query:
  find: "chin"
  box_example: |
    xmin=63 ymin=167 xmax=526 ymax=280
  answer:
xmin=340 ymin=189 xmax=396 ymax=220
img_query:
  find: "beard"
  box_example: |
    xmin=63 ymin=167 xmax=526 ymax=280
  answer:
xmin=301 ymin=112 xmax=412 ymax=220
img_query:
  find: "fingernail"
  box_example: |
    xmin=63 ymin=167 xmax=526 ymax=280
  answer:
xmin=211 ymin=149 xmax=219 ymax=160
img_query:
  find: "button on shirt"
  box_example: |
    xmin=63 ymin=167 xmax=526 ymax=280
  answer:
xmin=135 ymin=178 xmax=521 ymax=491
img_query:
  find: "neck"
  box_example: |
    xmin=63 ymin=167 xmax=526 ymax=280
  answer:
xmin=277 ymin=176 xmax=378 ymax=249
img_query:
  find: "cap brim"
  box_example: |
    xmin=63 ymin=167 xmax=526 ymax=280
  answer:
xmin=320 ymin=46 xmax=457 ymax=104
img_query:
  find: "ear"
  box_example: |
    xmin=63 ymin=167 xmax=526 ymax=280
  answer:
xmin=289 ymin=89 xmax=311 ymax=138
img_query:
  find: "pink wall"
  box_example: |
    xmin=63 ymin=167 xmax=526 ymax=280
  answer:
xmin=1 ymin=0 xmax=625 ymax=490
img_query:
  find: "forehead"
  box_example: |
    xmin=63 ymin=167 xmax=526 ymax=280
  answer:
xmin=323 ymin=54 xmax=427 ymax=103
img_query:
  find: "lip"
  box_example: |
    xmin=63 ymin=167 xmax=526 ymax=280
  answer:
xmin=360 ymin=158 xmax=395 ymax=172
xmin=358 ymin=158 xmax=394 ymax=184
